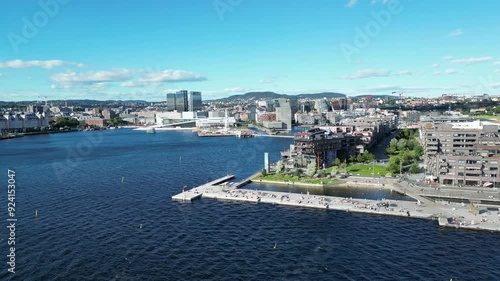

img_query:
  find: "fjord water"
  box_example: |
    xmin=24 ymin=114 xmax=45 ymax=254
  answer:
xmin=1 ymin=129 xmax=499 ymax=280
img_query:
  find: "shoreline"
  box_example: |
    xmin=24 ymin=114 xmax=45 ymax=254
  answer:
xmin=0 ymin=129 xmax=82 ymax=140
xmin=173 ymin=175 xmax=500 ymax=232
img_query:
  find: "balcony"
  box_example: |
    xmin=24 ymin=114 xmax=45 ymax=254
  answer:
xmin=464 ymin=169 xmax=482 ymax=175
xmin=465 ymin=163 xmax=482 ymax=169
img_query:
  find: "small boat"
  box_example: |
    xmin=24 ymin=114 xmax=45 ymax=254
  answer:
xmin=146 ymin=127 xmax=156 ymax=134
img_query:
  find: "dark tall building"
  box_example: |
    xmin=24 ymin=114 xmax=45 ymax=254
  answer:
xmin=166 ymin=93 xmax=176 ymax=111
xmin=175 ymin=90 xmax=188 ymax=112
xmin=330 ymin=98 xmax=347 ymax=110
xmin=167 ymin=90 xmax=203 ymax=112
xmin=188 ymin=91 xmax=202 ymax=111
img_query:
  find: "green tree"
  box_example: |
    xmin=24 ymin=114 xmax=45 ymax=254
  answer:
xmin=53 ymin=117 xmax=80 ymax=128
xmin=410 ymin=162 xmax=420 ymax=174
xmin=401 ymin=151 xmax=411 ymax=163
xmin=402 ymin=128 xmax=410 ymax=139
xmin=341 ymin=162 xmax=347 ymax=174
xmin=334 ymin=158 xmax=341 ymax=167
xmin=330 ymin=166 xmax=338 ymax=176
xmin=387 ymin=156 xmax=401 ymax=174
xmin=320 ymin=169 xmax=327 ymax=178
xmin=386 ymin=145 xmax=397 ymax=155
xmin=306 ymin=162 xmax=317 ymax=177
xmin=389 ymin=138 xmax=398 ymax=147
xmin=414 ymin=145 xmax=424 ymax=158
xmin=356 ymin=154 xmax=363 ymax=163
xmin=110 ymin=117 xmax=129 ymax=126
xmin=397 ymin=139 xmax=407 ymax=151
xmin=362 ymin=151 xmax=374 ymax=162
xmin=275 ymin=161 xmax=284 ymax=175
xmin=349 ymin=155 xmax=356 ymax=164
xmin=261 ymin=169 xmax=267 ymax=177
xmin=295 ymin=168 xmax=302 ymax=178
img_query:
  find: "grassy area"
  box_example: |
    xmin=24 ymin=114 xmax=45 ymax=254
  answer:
xmin=255 ymin=173 xmax=343 ymax=185
xmin=474 ymin=115 xmax=500 ymax=122
xmin=346 ymin=163 xmax=387 ymax=177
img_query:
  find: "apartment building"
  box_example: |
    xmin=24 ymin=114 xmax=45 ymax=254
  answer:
xmin=282 ymin=128 xmax=359 ymax=168
xmin=423 ymin=120 xmax=500 ymax=187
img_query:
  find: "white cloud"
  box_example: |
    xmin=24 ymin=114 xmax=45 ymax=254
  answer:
xmin=495 ymin=69 xmax=500 ymax=73
xmin=259 ymin=79 xmax=275 ymax=84
xmin=491 ymin=83 xmax=500 ymax=89
xmin=0 ymin=59 xmax=84 ymax=69
xmin=343 ymin=69 xmax=390 ymax=79
xmin=393 ymin=70 xmax=413 ymax=76
xmin=137 ymin=70 xmax=206 ymax=84
xmin=448 ymin=29 xmax=463 ymax=37
xmin=451 ymin=57 xmax=493 ymax=65
xmin=492 ymin=61 xmax=500 ymax=65
xmin=431 ymin=64 xmax=439 ymax=68
xmin=345 ymin=0 xmax=358 ymax=8
xmin=444 ymin=68 xmax=462 ymax=75
xmin=50 ymin=69 xmax=134 ymax=86
xmin=432 ymin=71 xmax=440 ymax=75
xmin=371 ymin=0 xmax=389 ymax=4
xmin=120 ymin=81 xmax=140 ymax=87
xmin=442 ymin=56 xmax=453 ymax=60
xmin=93 ymin=82 xmax=107 ymax=89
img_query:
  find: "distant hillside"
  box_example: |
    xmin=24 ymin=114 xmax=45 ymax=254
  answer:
xmin=353 ymin=94 xmax=398 ymax=99
xmin=214 ymin=92 xmax=282 ymax=102
xmin=209 ymin=91 xmax=346 ymax=102
xmin=295 ymin=92 xmax=346 ymax=99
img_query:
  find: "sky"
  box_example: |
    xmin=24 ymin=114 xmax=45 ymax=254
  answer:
xmin=0 ymin=0 xmax=499 ymax=102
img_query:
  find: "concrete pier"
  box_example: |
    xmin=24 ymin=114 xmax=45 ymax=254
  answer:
xmin=171 ymin=175 xmax=235 ymax=202
xmin=173 ymin=176 xmax=500 ymax=232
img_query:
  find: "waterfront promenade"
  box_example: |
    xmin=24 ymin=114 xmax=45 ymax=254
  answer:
xmin=172 ymin=175 xmax=500 ymax=232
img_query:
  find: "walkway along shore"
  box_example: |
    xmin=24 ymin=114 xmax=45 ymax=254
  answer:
xmin=172 ymin=175 xmax=500 ymax=232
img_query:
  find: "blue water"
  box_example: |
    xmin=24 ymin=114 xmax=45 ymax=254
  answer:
xmin=248 ymin=183 xmax=414 ymax=201
xmin=1 ymin=129 xmax=499 ymax=280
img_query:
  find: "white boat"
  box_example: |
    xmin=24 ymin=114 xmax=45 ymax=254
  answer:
xmin=146 ymin=127 xmax=156 ymax=134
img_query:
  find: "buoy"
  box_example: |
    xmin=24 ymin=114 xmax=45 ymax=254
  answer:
xmin=273 ymin=243 xmax=277 ymax=249
xmin=35 ymin=209 xmax=38 ymax=217
xmin=140 ymin=224 xmax=142 ymax=229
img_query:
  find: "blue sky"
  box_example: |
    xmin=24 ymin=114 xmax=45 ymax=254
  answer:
xmin=0 ymin=0 xmax=499 ymax=101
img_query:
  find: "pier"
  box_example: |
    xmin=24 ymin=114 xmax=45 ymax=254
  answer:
xmin=172 ymin=175 xmax=500 ymax=232
xmin=171 ymin=175 xmax=235 ymax=202
xmin=253 ymin=134 xmax=294 ymax=139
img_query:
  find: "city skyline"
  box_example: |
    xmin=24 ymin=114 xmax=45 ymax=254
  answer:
xmin=1 ymin=0 xmax=499 ymax=102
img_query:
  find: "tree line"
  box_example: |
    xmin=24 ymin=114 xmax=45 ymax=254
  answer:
xmin=385 ymin=129 xmax=423 ymax=175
